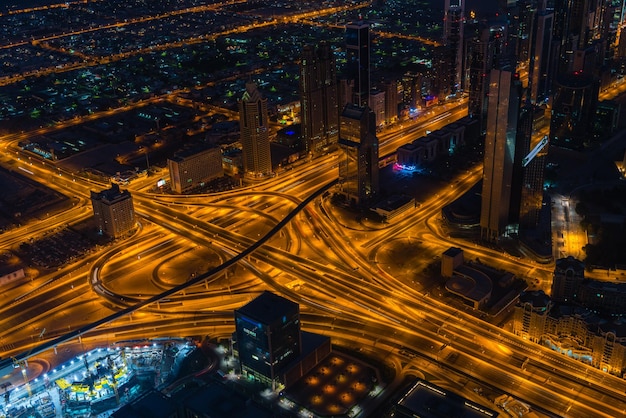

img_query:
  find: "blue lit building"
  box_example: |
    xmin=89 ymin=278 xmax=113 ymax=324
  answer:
xmin=234 ymin=291 xmax=301 ymax=389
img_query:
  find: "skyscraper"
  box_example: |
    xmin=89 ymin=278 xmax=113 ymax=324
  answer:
xmin=467 ymin=24 xmax=507 ymax=134
xmin=480 ymin=69 xmax=522 ymax=241
xmin=517 ymin=107 xmax=548 ymax=232
xmin=443 ymin=0 xmax=464 ymax=94
xmin=529 ymin=5 xmax=555 ymax=104
xmin=235 ymin=291 xmax=301 ymax=389
xmin=338 ymin=104 xmax=379 ymax=206
xmin=549 ymin=72 xmax=598 ymax=149
xmin=238 ymin=81 xmax=272 ymax=178
xmin=90 ymin=183 xmax=135 ymax=238
xmin=345 ymin=20 xmax=370 ymax=107
xmin=299 ymin=41 xmax=339 ymax=157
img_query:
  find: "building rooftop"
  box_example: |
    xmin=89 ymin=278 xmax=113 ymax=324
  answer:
xmin=396 ymin=379 xmax=498 ymax=418
xmin=113 ymin=389 xmax=177 ymax=418
xmin=236 ymin=291 xmax=299 ymax=324
xmin=446 ymin=265 xmax=492 ymax=303
xmin=182 ymin=381 xmax=274 ymax=418
xmin=169 ymin=143 xmax=219 ymax=162
xmin=518 ymin=290 xmax=551 ymax=310
xmin=443 ymin=247 xmax=463 ymax=258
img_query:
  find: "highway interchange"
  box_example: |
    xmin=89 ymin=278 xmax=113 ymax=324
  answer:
xmin=1 ymin=95 xmax=625 ymax=417
xmin=0 ymin=1 xmax=625 ymax=417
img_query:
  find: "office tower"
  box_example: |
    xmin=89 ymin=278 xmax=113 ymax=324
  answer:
xmin=553 ymin=0 xmax=612 ymax=73
xmin=467 ymin=25 xmax=507 ymax=134
xmin=299 ymin=41 xmax=339 ymax=157
xmin=90 ymin=183 xmax=135 ymax=238
xmin=511 ymin=0 xmax=539 ymax=67
xmin=443 ymin=0 xmax=464 ymax=94
xmin=235 ymin=291 xmax=301 ymax=389
xmin=516 ymin=106 xmax=548 ymax=231
xmin=238 ymin=81 xmax=272 ymax=178
xmin=549 ymin=72 xmax=598 ymax=149
xmin=338 ymin=104 xmax=379 ymax=206
xmin=529 ymin=5 xmax=555 ymax=104
xmin=345 ymin=20 xmax=371 ymax=107
xmin=480 ymin=69 xmax=522 ymax=242
xmin=168 ymin=145 xmax=223 ymax=194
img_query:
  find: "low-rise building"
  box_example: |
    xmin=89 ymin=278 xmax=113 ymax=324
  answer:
xmin=168 ymin=145 xmax=223 ymax=193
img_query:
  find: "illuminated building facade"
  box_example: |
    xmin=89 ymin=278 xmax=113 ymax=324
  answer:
xmin=235 ymin=291 xmax=301 ymax=389
xmin=238 ymin=81 xmax=272 ymax=178
xmin=513 ymin=290 xmax=552 ymax=343
xmin=167 ymin=145 xmax=223 ymax=194
xmin=513 ymin=258 xmax=626 ymax=374
xmin=299 ymin=42 xmax=339 ymax=156
xmin=90 ymin=184 xmax=135 ymax=239
xmin=338 ymin=104 xmax=379 ymax=206
xmin=480 ymin=68 xmax=522 ymax=241
xmin=345 ymin=21 xmax=371 ymax=108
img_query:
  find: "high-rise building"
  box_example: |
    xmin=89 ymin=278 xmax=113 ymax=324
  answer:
xmin=90 ymin=183 xmax=135 ymax=238
xmin=467 ymin=24 xmax=507 ymax=134
xmin=299 ymin=42 xmax=339 ymax=157
xmin=345 ymin=20 xmax=371 ymax=107
xmin=238 ymin=81 xmax=272 ymax=178
xmin=234 ymin=291 xmax=301 ymax=389
xmin=338 ymin=104 xmax=379 ymax=206
xmin=529 ymin=6 xmax=555 ymax=104
xmin=549 ymin=72 xmax=599 ymax=150
xmin=443 ymin=0 xmax=464 ymax=94
xmin=509 ymin=106 xmax=548 ymax=232
xmin=401 ymin=72 xmax=422 ymax=110
xmin=167 ymin=145 xmax=223 ymax=194
xmin=510 ymin=0 xmax=538 ymax=67
xmin=480 ymin=69 xmax=522 ymax=241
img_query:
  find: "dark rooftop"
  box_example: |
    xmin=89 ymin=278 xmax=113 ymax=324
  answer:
xmin=396 ymin=379 xmax=498 ymax=418
xmin=236 ymin=291 xmax=299 ymax=324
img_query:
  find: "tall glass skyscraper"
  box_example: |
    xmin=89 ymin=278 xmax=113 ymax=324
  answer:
xmin=480 ymin=69 xmax=522 ymax=241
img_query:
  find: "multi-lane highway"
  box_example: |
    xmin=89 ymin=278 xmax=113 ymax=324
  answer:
xmin=2 ymin=93 xmax=624 ymax=417
xmin=1 ymin=3 xmax=624 ymax=417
